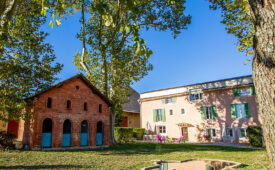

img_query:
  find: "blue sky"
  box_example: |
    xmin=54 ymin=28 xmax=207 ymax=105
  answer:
xmin=42 ymin=0 xmax=252 ymax=93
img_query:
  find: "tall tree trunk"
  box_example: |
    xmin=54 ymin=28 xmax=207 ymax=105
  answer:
xmin=248 ymin=0 xmax=275 ymax=169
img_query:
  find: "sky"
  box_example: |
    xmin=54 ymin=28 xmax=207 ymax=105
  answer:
xmin=42 ymin=0 xmax=252 ymax=94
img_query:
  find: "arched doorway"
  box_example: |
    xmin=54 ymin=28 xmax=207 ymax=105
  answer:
xmin=41 ymin=118 xmax=52 ymax=148
xmin=62 ymin=119 xmax=71 ymax=147
xmin=80 ymin=120 xmax=88 ymax=146
xmin=96 ymin=121 xmax=103 ymax=146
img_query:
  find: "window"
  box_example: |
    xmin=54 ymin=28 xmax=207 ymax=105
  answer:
xmin=84 ymin=102 xmax=87 ymax=111
xmin=169 ymin=109 xmax=173 ymax=116
xmin=162 ymin=97 xmax=176 ymax=104
xmin=235 ymin=104 xmax=246 ymax=118
xmin=99 ymin=104 xmax=102 ymax=113
xmin=76 ymin=85 xmax=79 ymax=90
xmin=153 ymin=109 xmax=165 ymax=122
xmin=206 ymin=128 xmax=217 ymax=138
xmin=225 ymin=127 xmax=234 ymax=137
xmin=181 ymin=108 xmax=185 ymax=115
xmin=201 ymin=106 xmax=217 ymax=120
xmin=239 ymin=128 xmax=247 ymax=138
xmin=205 ymin=107 xmax=213 ymax=120
xmin=66 ymin=100 xmax=71 ymax=109
xmin=239 ymin=88 xmax=251 ymax=96
xmin=190 ymin=89 xmax=204 ymax=101
xmin=158 ymin=126 xmax=166 ymax=134
xmin=47 ymin=98 xmax=52 ymax=108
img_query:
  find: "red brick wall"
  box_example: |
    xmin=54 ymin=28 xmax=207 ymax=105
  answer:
xmin=23 ymin=78 xmax=110 ymax=148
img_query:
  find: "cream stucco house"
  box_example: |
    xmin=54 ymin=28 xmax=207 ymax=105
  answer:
xmin=140 ymin=75 xmax=260 ymax=143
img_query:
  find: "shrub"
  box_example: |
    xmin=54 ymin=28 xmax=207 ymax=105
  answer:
xmin=114 ymin=127 xmax=133 ymax=143
xmin=247 ymin=126 xmax=263 ymax=147
xmin=0 ymin=131 xmax=16 ymax=150
xmin=133 ymin=128 xmax=145 ymax=140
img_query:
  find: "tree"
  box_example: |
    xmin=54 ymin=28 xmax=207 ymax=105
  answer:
xmin=73 ymin=0 xmax=191 ymax=143
xmin=0 ymin=0 xmax=62 ymax=121
xmin=209 ymin=0 xmax=274 ymax=168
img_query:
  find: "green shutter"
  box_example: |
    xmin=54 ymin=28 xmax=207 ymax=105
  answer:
xmin=231 ymin=104 xmax=236 ymax=119
xmin=200 ymin=106 xmax=205 ymax=120
xmin=163 ymin=163 xmax=168 ymax=170
xmin=233 ymin=88 xmax=239 ymax=96
xmin=173 ymin=97 xmax=177 ymax=103
xmin=245 ymin=103 xmax=251 ymax=118
xmin=205 ymin=165 xmax=210 ymax=170
xmin=161 ymin=109 xmax=166 ymax=122
xmin=162 ymin=98 xmax=165 ymax=104
xmin=250 ymin=85 xmax=256 ymax=95
xmin=212 ymin=105 xmax=217 ymax=120
xmin=153 ymin=109 xmax=157 ymax=122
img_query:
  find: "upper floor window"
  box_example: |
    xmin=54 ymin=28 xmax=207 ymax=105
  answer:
xmin=231 ymin=103 xmax=250 ymax=119
xmin=47 ymin=98 xmax=52 ymax=108
xmin=169 ymin=109 xmax=173 ymax=116
xmin=200 ymin=106 xmax=217 ymax=120
xmin=233 ymin=86 xmax=255 ymax=96
xmin=84 ymin=102 xmax=87 ymax=111
xmin=181 ymin=108 xmax=185 ymax=115
xmin=162 ymin=97 xmax=176 ymax=104
xmin=66 ymin=100 xmax=71 ymax=109
xmin=99 ymin=104 xmax=102 ymax=113
xmin=153 ymin=109 xmax=166 ymax=122
xmin=190 ymin=89 xmax=204 ymax=101
xmin=76 ymin=85 xmax=79 ymax=90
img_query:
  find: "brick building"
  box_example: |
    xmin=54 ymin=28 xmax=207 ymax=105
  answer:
xmin=7 ymin=74 xmax=112 ymax=148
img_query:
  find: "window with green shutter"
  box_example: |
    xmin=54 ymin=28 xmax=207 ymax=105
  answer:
xmin=244 ymin=103 xmax=251 ymax=118
xmin=200 ymin=106 xmax=205 ymax=120
xmin=233 ymin=89 xmax=239 ymax=96
xmin=211 ymin=105 xmax=217 ymax=120
xmin=153 ymin=109 xmax=157 ymax=122
xmin=231 ymin=104 xmax=236 ymax=119
xmin=161 ymin=109 xmax=166 ymax=122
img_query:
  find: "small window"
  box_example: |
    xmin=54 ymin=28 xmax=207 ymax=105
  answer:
xmin=158 ymin=126 xmax=166 ymax=134
xmin=169 ymin=109 xmax=173 ymax=116
xmin=84 ymin=102 xmax=87 ymax=111
xmin=226 ymin=127 xmax=234 ymax=137
xmin=235 ymin=104 xmax=246 ymax=118
xmin=66 ymin=100 xmax=71 ymax=109
xmin=239 ymin=88 xmax=251 ymax=96
xmin=181 ymin=108 xmax=185 ymax=115
xmin=190 ymin=89 xmax=204 ymax=101
xmin=47 ymin=98 xmax=52 ymax=108
xmin=76 ymin=85 xmax=79 ymax=90
xmin=239 ymin=128 xmax=247 ymax=138
xmin=99 ymin=104 xmax=102 ymax=113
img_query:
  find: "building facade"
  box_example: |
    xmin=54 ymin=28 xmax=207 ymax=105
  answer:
xmin=4 ymin=74 xmax=112 ymax=148
xmin=140 ymin=75 xmax=260 ymax=143
xmin=122 ymin=88 xmax=140 ymax=128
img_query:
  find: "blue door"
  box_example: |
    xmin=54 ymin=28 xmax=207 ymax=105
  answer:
xmin=42 ymin=133 xmax=52 ymax=147
xmin=96 ymin=133 xmax=103 ymax=146
xmin=62 ymin=119 xmax=71 ymax=147
xmin=41 ymin=118 xmax=52 ymax=148
xmin=96 ymin=121 xmax=103 ymax=146
xmin=80 ymin=120 xmax=88 ymax=146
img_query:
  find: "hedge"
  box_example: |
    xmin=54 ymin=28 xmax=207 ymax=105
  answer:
xmin=114 ymin=127 xmax=145 ymax=143
xmin=133 ymin=128 xmax=145 ymax=140
xmin=247 ymin=126 xmax=263 ymax=147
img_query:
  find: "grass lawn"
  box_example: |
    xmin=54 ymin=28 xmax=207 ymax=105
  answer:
xmin=0 ymin=143 xmax=269 ymax=169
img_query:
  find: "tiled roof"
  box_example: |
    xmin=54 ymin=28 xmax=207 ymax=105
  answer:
xmin=122 ymin=87 xmax=140 ymax=113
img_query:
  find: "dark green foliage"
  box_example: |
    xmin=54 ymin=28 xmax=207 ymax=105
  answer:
xmin=247 ymin=126 xmax=263 ymax=147
xmin=114 ymin=127 xmax=133 ymax=143
xmin=133 ymin=128 xmax=145 ymax=140
xmin=0 ymin=131 xmax=16 ymax=150
xmin=0 ymin=0 xmax=62 ymax=121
